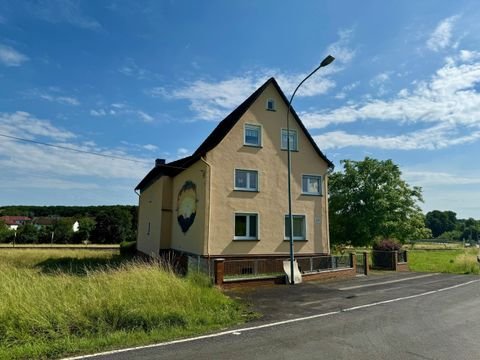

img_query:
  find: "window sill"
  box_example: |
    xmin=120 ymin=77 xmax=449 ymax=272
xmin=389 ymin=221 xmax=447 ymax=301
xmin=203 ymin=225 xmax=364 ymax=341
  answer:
xmin=283 ymin=239 xmax=308 ymax=242
xmin=243 ymin=144 xmax=262 ymax=148
xmin=301 ymin=193 xmax=323 ymax=197
xmin=281 ymin=148 xmax=299 ymax=152
xmin=265 ymin=108 xmax=276 ymax=112
xmin=233 ymin=189 xmax=259 ymax=193
xmin=233 ymin=238 xmax=260 ymax=241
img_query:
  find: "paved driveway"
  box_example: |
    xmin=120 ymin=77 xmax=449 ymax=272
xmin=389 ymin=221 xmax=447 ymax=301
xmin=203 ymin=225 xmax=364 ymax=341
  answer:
xmin=72 ymin=272 xmax=480 ymax=360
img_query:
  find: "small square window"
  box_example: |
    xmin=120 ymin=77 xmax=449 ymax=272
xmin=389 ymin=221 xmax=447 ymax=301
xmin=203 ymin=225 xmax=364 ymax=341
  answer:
xmin=284 ymin=215 xmax=306 ymax=240
xmin=266 ymin=99 xmax=276 ymax=111
xmin=235 ymin=213 xmax=258 ymax=240
xmin=235 ymin=170 xmax=258 ymax=191
xmin=244 ymin=124 xmax=261 ymax=146
xmin=302 ymin=175 xmax=322 ymax=195
xmin=281 ymin=129 xmax=298 ymax=151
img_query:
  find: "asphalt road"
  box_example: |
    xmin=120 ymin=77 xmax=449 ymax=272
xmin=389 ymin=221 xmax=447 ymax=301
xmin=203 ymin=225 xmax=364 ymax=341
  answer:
xmin=76 ymin=272 xmax=480 ymax=360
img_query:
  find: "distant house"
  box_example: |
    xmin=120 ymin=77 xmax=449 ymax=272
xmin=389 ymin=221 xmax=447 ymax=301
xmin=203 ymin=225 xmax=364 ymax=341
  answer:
xmin=135 ymin=77 xmax=333 ymax=268
xmin=0 ymin=216 xmax=31 ymax=230
xmin=33 ymin=217 xmax=80 ymax=233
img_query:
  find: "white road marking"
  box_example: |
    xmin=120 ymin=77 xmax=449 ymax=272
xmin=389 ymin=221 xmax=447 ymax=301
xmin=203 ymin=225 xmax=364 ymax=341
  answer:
xmin=62 ymin=278 xmax=480 ymax=360
xmin=338 ymin=273 xmax=439 ymax=291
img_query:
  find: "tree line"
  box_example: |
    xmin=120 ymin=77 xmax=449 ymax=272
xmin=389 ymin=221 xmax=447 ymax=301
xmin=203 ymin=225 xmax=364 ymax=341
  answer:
xmin=328 ymin=157 xmax=478 ymax=247
xmin=425 ymin=210 xmax=479 ymax=241
xmin=0 ymin=205 xmax=137 ymax=244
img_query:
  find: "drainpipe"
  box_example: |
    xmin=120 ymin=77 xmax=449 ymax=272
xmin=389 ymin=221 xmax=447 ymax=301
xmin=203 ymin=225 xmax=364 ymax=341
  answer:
xmin=200 ymin=156 xmax=212 ymax=274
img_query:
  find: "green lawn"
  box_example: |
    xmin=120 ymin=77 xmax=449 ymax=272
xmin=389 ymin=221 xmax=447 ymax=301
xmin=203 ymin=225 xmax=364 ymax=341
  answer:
xmin=408 ymin=249 xmax=480 ymax=275
xmin=0 ymin=249 xmax=249 ymax=360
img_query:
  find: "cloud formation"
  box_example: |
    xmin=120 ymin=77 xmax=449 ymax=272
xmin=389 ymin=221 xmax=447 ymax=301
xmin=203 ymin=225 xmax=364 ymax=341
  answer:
xmin=0 ymin=44 xmax=29 ymax=67
xmin=0 ymin=111 xmax=150 ymax=182
xmin=427 ymin=15 xmax=460 ymax=51
xmin=26 ymin=0 xmax=101 ymax=30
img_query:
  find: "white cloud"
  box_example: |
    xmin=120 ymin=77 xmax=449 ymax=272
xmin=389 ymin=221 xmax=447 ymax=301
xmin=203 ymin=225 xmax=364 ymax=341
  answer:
xmin=314 ymin=124 xmax=480 ymax=150
xmin=148 ymin=30 xmax=352 ymax=121
xmin=0 ymin=111 xmax=74 ymax=140
xmin=427 ymin=15 xmax=459 ymax=52
xmin=90 ymin=109 xmax=106 ymax=116
xmin=39 ymin=93 xmax=80 ymax=106
xmin=0 ymin=111 xmax=150 ymax=182
xmin=0 ymin=44 xmax=29 ymax=67
xmin=403 ymin=170 xmax=480 ymax=186
xmin=177 ymin=148 xmax=189 ymax=156
xmin=151 ymin=71 xmax=335 ymax=121
xmin=143 ymin=144 xmax=158 ymax=151
xmin=303 ymin=54 xmax=480 ymax=134
xmin=326 ymin=28 xmax=356 ymax=64
xmin=137 ymin=111 xmax=154 ymax=123
xmin=27 ymin=0 xmax=101 ymax=30
xmin=458 ymin=50 xmax=480 ymax=62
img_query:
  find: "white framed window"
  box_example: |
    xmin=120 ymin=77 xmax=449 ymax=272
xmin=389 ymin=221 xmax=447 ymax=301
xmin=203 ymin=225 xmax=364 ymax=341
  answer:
xmin=302 ymin=175 xmax=322 ymax=195
xmin=266 ymin=98 xmax=276 ymax=111
xmin=234 ymin=169 xmax=258 ymax=191
xmin=244 ymin=124 xmax=261 ymax=147
xmin=281 ymin=129 xmax=298 ymax=151
xmin=234 ymin=213 xmax=259 ymax=240
xmin=284 ymin=215 xmax=306 ymax=240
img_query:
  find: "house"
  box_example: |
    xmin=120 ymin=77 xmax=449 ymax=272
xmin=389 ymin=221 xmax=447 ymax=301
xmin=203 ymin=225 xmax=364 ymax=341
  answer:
xmin=32 ymin=217 xmax=80 ymax=233
xmin=0 ymin=216 xmax=31 ymax=230
xmin=135 ymin=77 xmax=334 ymax=269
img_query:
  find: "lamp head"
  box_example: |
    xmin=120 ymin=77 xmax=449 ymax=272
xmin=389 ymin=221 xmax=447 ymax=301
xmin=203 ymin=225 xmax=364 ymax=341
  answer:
xmin=320 ymin=55 xmax=335 ymax=68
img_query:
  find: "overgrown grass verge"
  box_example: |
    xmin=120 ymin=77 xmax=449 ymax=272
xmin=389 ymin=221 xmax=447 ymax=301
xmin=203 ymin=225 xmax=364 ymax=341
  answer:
xmin=408 ymin=249 xmax=480 ymax=275
xmin=0 ymin=250 xmax=249 ymax=360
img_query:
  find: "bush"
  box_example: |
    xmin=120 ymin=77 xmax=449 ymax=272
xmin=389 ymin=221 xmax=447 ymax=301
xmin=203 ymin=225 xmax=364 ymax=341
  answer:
xmin=120 ymin=241 xmax=137 ymax=256
xmin=372 ymin=238 xmax=402 ymax=251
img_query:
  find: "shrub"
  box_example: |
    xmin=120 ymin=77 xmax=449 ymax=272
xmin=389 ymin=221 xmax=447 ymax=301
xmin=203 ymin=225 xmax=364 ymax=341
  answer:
xmin=120 ymin=241 xmax=137 ymax=256
xmin=372 ymin=238 xmax=402 ymax=251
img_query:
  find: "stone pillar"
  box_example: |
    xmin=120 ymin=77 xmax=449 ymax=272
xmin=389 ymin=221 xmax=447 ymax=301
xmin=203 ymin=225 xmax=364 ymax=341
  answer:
xmin=392 ymin=251 xmax=398 ymax=271
xmin=350 ymin=253 xmax=356 ymax=273
xmin=363 ymin=251 xmax=370 ymax=276
xmin=214 ymin=258 xmax=225 ymax=286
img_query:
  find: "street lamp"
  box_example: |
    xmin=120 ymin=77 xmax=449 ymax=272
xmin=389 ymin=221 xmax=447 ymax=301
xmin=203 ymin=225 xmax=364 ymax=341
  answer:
xmin=287 ymin=55 xmax=335 ymax=285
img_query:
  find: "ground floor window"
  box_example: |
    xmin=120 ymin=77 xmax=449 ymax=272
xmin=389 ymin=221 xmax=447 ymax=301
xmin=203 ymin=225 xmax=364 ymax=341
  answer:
xmin=234 ymin=213 xmax=258 ymax=240
xmin=284 ymin=215 xmax=306 ymax=240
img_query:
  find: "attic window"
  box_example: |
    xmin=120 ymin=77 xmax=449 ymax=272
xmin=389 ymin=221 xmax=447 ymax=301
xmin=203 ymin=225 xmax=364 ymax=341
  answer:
xmin=244 ymin=124 xmax=261 ymax=147
xmin=266 ymin=99 xmax=276 ymax=111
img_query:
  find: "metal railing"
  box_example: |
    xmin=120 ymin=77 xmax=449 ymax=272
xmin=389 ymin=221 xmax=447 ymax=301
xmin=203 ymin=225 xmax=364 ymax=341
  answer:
xmin=397 ymin=250 xmax=407 ymax=263
xmin=223 ymin=255 xmax=353 ymax=279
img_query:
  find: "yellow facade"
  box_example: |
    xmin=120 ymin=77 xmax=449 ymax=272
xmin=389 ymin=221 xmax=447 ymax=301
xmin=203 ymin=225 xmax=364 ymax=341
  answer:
xmin=136 ymin=79 xmax=330 ymax=257
xmin=206 ymin=83 xmax=329 ymax=256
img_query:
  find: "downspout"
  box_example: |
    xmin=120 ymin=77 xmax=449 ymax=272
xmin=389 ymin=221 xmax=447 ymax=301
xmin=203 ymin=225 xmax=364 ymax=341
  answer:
xmin=200 ymin=156 xmax=212 ymax=275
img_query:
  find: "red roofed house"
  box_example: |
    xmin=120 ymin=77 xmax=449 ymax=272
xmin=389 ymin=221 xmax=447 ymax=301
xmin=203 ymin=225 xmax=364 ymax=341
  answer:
xmin=0 ymin=216 xmax=31 ymax=230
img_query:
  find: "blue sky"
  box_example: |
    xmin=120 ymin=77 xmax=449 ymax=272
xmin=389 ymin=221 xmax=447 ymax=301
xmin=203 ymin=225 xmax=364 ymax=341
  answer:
xmin=0 ymin=0 xmax=479 ymax=219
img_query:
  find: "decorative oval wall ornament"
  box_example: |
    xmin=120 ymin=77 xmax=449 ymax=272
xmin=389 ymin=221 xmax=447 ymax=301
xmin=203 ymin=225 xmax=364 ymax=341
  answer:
xmin=177 ymin=181 xmax=197 ymax=234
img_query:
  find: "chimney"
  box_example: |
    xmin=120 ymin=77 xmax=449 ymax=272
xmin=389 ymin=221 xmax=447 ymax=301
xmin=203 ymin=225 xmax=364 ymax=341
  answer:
xmin=155 ymin=158 xmax=166 ymax=167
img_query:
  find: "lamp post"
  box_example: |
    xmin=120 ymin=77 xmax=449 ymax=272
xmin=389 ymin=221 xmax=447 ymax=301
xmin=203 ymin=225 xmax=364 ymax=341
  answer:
xmin=287 ymin=55 xmax=335 ymax=284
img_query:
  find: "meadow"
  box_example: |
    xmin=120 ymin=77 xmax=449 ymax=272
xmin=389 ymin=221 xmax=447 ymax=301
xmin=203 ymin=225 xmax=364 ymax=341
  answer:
xmin=0 ymin=249 xmax=248 ymax=360
xmin=408 ymin=248 xmax=480 ymax=275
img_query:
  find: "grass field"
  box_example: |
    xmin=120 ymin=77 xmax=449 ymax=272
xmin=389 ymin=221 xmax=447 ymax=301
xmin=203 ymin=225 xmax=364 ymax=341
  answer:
xmin=408 ymin=249 xmax=480 ymax=275
xmin=0 ymin=249 xmax=249 ymax=360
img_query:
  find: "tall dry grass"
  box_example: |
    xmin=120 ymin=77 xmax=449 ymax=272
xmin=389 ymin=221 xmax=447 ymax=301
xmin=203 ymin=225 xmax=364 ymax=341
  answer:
xmin=0 ymin=250 xmax=246 ymax=359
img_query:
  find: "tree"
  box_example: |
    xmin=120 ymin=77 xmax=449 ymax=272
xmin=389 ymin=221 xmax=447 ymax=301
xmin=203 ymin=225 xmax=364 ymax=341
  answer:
xmin=329 ymin=157 xmax=431 ymax=246
xmin=0 ymin=220 xmax=14 ymax=243
xmin=425 ymin=210 xmax=457 ymax=238
xmin=91 ymin=208 xmax=133 ymax=244
xmin=15 ymin=224 xmax=39 ymax=244
xmin=72 ymin=217 xmax=96 ymax=243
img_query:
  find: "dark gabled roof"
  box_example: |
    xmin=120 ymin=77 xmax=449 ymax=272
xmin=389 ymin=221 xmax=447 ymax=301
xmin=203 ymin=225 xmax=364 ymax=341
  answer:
xmin=135 ymin=77 xmax=333 ymax=191
xmin=135 ymin=155 xmax=194 ymax=191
